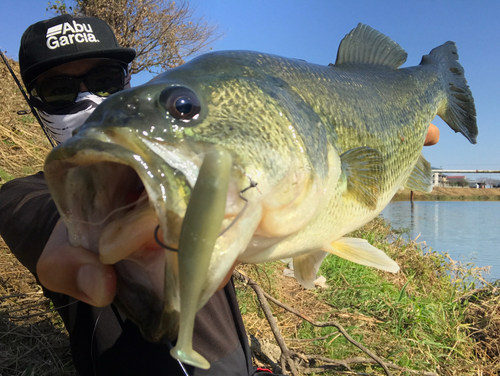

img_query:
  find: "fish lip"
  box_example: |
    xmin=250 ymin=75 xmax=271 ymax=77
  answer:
xmin=45 ymin=141 xmax=147 ymax=233
xmin=45 ymin=135 xmax=182 ymax=341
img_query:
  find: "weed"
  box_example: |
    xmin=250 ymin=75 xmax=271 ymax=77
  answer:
xmin=236 ymin=217 xmax=500 ymax=375
xmin=0 ymin=168 xmax=14 ymax=182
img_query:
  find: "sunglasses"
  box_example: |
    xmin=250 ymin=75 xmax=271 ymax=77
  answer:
xmin=30 ymin=65 xmax=126 ymax=108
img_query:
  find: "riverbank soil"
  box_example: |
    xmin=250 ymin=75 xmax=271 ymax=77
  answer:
xmin=393 ymin=187 xmax=500 ymax=201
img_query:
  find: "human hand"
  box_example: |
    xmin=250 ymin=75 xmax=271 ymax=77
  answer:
xmin=424 ymin=123 xmax=440 ymax=146
xmin=37 ymin=219 xmax=117 ymax=306
xmin=37 ymin=219 xmax=237 ymax=307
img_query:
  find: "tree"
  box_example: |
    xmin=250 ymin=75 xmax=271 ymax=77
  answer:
xmin=477 ymin=177 xmax=500 ymax=188
xmin=447 ymin=178 xmax=468 ymax=187
xmin=47 ymin=0 xmax=222 ymax=74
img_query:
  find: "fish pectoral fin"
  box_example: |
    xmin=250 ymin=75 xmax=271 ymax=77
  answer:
xmin=324 ymin=237 xmax=399 ymax=273
xmin=404 ymin=154 xmax=433 ymax=193
xmin=334 ymin=23 xmax=407 ymax=68
xmin=292 ymin=250 xmax=329 ymax=289
xmin=341 ymin=147 xmax=383 ymax=210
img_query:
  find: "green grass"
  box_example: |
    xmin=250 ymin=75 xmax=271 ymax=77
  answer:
xmin=314 ymin=255 xmax=471 ymax=371
xmin=235 ymin=217 xmax=498 ymax=375
xmin=19 ymin=115 xmax=36 ymax=124
xmin=0 ymin=168 xmax=14 ymax=182
xmin=1 ymin=138 xmax=17 ymax=147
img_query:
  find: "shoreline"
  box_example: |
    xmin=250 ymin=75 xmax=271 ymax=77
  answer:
xmin=392 ymin=187 xmax=500 ymax=201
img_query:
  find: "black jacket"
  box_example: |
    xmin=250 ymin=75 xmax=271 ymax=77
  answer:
xmin=0 ymin=172 xmax=257 ymax=376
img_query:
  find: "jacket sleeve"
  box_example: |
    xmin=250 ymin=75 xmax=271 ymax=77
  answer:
xmin=0 ymin=172 xmax=60 ymax=276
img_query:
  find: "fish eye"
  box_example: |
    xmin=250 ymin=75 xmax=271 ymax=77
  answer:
xmin=159 ymin=86 xmax=201 ymax=122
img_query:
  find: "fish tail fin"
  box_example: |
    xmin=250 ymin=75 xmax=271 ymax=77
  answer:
xmin=421 ymin=42 xmax=477 ymax=144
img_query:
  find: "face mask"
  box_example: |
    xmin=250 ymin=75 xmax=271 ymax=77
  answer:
xmin=38 ymin=92 xmax=105 ymax=144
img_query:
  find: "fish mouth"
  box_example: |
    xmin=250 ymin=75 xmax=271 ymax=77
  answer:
xmin=45 ymin=152 xmax=176 ymax=341
xmin=44 ymin=130 xmax=247 ymax=344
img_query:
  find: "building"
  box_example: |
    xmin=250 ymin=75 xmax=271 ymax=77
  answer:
xmin=432 ymin=170 xmax=470 ymax=187
xmin=432 ymin=169 xmax=445 ymax=187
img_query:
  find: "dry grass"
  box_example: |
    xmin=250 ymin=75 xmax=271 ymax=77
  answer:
xmin=0 ymin=57 xmax=51 ymax=184
xmin=0 ymin=58 xmax=75 ymax=375
xmin=0 ymin=244 xmax=75 ymax=375
xmin=393 ymin=187 xmax=500 ymax=201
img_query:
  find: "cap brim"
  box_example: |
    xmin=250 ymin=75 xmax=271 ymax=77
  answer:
xmin=24 ymin=47 xmax=136 ymax=89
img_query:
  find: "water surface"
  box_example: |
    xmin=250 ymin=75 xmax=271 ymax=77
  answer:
xmin=381 ymin=201 xmax=500 ymax=281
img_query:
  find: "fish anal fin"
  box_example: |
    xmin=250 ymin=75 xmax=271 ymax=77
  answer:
xmin=293 ymin=250 xmax=329 ymax=289
xmin=404 ymin=154 xmax=433 ymax=193
xmin=341 ymin=147 xmax=383 ymax=210
xmin=324 ymin=237 xmax=399 ymax=273
xmin=335 ymin=23 xmax=408 ymax=68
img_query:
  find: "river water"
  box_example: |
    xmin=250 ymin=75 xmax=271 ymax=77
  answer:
xmin=380 ymin=201 xmax=500 ymax=282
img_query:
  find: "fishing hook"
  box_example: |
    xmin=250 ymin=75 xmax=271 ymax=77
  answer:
xmin=219 ymin=177 xmax=258 ymax=237
xmin=153 ymin=178 xmax=259 ymax=250
xmin=154 ymin=225 xmax=178 ymax=252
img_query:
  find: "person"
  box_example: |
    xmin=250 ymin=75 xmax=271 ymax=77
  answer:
xmin=0 ymin=14 xmax=274 ymax=376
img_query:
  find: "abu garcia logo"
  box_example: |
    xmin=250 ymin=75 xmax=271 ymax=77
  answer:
xmin=46 ymin=21 xmax=99 ymax=50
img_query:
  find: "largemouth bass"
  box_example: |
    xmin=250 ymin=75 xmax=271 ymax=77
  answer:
xmin=44 ymin=24 xmax=477 ymax=369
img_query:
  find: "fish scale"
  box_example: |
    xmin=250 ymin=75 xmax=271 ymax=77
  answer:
xmin=44 ymin=23 xmax=477 ymax=369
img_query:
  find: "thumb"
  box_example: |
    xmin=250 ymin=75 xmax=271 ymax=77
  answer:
xmin=37 ymin=220 xmax=116 ymax=307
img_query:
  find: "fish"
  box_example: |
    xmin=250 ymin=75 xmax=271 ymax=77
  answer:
xmin=44 ymin=23 xmax=477 ymax=369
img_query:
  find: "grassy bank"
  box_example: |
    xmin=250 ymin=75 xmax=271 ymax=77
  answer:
xmin=236 ymin=217 xmax=500 ymax=375
xmin=393 ymin=187 xmax=500 ymax=201
xmin=0 ymin=57 xmax=50 ymax=185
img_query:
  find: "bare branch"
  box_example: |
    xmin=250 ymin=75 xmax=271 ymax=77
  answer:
xmin=240 ymin=271 xmax=299 ymax=375
xmin=233 ymin=270 xmax=403 ymax=376
xmin=49 ymin=0 xmax=223 ymax=74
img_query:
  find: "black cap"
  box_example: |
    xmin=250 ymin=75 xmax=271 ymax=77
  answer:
xmin=19 ymin=14 xmax=136 ymax=89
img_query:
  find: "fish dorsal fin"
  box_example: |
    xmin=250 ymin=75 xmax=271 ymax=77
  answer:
xmin=404 ymin=154 xmax=433 ymax=193
xmin=335 ymin=23 xmax=408 ymax=68
xmin=324 ymin=237 xmax=399 ymax=273
xmin=341 ymin=146 xmax=383 ymax=210
xmin=292 ymin=250 xmax=329 ymax=289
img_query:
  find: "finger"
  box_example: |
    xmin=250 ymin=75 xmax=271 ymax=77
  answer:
xmin=424 ymin=123 xmax=440 ymax=146
xmin=37 ymin=220 xmax=116 ymax=307
xmin=217 ymin=261 xmax=240 ymax=291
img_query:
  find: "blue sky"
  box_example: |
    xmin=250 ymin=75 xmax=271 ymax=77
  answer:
xmin=1 ymin=1 xmax=499 ymax=180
